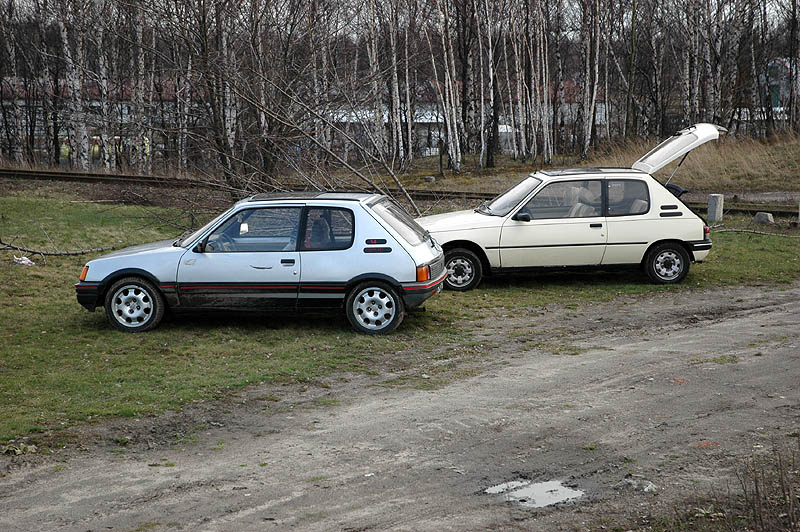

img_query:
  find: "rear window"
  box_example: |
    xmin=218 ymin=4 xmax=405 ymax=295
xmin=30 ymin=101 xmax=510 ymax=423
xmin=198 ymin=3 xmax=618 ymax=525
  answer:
xmin=369 ymin=199 xmax=427 ymax=246
xmin=301 ymin=207 xmax=355 ymax=251
xmin=635 ymin=133 xmax=697 ymax=171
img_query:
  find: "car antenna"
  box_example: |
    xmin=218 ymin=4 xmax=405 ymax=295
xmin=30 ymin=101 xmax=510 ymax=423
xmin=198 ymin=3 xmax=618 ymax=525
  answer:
xmin=665 ymin=152 xmax=689 ymax=186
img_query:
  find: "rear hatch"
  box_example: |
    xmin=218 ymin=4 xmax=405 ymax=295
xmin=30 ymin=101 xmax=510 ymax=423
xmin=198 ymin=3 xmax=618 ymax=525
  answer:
xmin=632 ymin=123 xmax=726 ymax=174
xmin=367 ymin=198 xmax=443 ymax=271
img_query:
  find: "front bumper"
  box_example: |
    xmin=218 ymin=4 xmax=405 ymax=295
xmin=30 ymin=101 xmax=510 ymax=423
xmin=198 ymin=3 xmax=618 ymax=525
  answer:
xmin=75 ymin=282 xmax=101 ymax=311
xmin=400 ymin=272 xmax=447 ymax=309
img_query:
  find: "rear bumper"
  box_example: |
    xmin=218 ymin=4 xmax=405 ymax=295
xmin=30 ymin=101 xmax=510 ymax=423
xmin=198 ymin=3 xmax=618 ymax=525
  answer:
xmin=400 ymin=272 xmax=447 ymax=309
xmin=75 ymin=282 xmax=101 ymax=311
xmin=688 ymin=239 xmax=712 ymax=261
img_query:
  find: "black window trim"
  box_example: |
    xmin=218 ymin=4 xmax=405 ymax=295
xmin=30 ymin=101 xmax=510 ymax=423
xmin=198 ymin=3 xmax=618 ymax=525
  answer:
xmin=604 ymin=178 xmax=651 ymax=217
xmin=298 ymin=206 xmax=356 ymax=252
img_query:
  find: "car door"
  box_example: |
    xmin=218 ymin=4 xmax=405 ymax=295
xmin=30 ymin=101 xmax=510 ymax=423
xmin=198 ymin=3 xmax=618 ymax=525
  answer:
xmin=602 ymin=179 xmax=655 ymax=264
xmin=499 ymin=179 xmax=607 ymax=268
xmin=297 ymin=206 xmax=356 ymax=309
xmin=177 ymin=206 xmax=302 ymax=310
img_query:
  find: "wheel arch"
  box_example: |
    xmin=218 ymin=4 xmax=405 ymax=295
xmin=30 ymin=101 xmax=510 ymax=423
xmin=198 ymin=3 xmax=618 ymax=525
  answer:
xmin=344 ymin=273 xmax=404 ymax=295
xmin=99 ymin=269 xmax=167 ymax=306
xmin=641 ymin=239 xmax=695 ymax=265
xmin=441 ymin=240 xmax=492 ymax=276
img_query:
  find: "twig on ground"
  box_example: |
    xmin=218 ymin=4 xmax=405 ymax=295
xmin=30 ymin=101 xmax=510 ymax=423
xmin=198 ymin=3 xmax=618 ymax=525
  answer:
xmin=0 ymin=238 xmax=115 ymax=257
xmin=713 ymin=228 xmax=800 ymax=238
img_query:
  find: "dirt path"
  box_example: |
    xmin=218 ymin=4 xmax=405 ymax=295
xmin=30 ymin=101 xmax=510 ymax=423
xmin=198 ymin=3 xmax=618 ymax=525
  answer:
xmin=2 ymin=284 xmax=799 ymax=531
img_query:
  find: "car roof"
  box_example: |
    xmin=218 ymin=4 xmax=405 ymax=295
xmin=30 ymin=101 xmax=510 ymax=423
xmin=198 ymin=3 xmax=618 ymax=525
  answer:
xmin=539 ymin=167 xmax=647 ymax=177
xmin=244 ymin=191 xmax=381 ymax=203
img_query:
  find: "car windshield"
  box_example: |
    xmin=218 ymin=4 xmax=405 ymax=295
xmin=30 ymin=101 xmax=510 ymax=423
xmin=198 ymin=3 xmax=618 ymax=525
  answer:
xmin=173 ymin=207 xmax=234 ymax=247
xmin=479 ymin=176 xmax=542 ymax=216
xmin=370 ymin=198 xmax=428 ymax=246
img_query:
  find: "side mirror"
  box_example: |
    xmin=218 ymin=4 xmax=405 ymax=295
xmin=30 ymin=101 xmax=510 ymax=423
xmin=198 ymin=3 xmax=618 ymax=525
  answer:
xmin=194 ymin=240 xmax=206 ymax=253
xmin=514 ymin=212 xmax=532 ymax=222
xmin=239 ymin=222 xmax=249 ymax=235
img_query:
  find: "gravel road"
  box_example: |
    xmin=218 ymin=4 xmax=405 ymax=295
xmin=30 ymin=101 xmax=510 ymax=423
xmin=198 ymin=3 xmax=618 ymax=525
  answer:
xmin=2 ymin=283 xmax=799 ymax=531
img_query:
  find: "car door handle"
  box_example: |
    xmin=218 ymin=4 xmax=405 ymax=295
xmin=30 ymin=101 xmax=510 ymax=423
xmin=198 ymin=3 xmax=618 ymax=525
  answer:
xmin=589 ymin=223 xmax=603 ymax=228
xmin=280 ymin=258 xmax=295 ymax=265
xmin=250 ymin=265 xmax=273 ymax=270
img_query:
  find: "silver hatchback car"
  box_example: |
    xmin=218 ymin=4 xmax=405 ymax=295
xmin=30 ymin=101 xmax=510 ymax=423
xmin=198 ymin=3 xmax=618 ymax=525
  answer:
xmin=76 ymin=193 xmax=446 ymax=334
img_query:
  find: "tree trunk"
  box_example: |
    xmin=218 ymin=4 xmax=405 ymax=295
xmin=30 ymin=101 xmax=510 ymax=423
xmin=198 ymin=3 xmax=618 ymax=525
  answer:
xmin=503 ymin=34 xmax=518 ymax=160
xmin=57 ymin=8 xmax=88 ymax=170
xmin=624 ymin=0 xmax=637 ymax=139
xmin=0 ymin=4 xmax=24 ymax=164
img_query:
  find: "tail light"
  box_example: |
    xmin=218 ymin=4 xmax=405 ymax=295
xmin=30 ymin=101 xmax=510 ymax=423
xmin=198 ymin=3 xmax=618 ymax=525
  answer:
xmin=704 ymin=225 xmax=710 ymax=237
xmin=79 ymin=265 xmax=89 ymax=281
xmin=416 ymin=265 xmax=431 ymax=282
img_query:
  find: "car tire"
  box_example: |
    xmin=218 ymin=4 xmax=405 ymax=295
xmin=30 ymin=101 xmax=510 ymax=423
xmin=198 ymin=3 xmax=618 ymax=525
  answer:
xmin=346 ymin=281 xmax=404 ymax=335
xmin=104 ymin=277 xmax=165 ymax=332
xmin=645 ymin=243 xmax=691 ymax=284
xmin=443 ymin=248 xmax=483 ymax=291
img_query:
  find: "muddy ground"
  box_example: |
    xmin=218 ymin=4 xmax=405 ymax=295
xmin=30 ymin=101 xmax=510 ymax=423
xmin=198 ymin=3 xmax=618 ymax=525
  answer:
xmin=1 ymin=282 xmax=799 ymax=531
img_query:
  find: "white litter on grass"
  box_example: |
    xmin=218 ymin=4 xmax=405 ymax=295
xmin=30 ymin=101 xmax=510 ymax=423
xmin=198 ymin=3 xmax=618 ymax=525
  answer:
xmin=12 ymin=255 xmax=35 ymax=266
xmin=485 ymin=480 xmax=584 ymax=508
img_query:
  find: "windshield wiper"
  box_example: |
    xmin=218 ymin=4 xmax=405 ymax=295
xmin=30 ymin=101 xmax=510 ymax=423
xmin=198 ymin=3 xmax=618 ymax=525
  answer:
xmin=475 ymin=200 xmax=491 ymax=214
xmin=173 ymin=231 xmax=190 ymax=247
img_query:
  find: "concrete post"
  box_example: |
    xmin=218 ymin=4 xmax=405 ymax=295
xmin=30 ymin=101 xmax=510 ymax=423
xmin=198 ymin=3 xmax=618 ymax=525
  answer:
xmin=707 ymin=194 xmax=724 ymax=223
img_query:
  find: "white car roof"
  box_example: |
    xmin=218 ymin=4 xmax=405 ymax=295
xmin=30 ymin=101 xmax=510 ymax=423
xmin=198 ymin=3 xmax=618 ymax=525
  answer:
xmin=539 ymin=167 xmax=647 ymax=179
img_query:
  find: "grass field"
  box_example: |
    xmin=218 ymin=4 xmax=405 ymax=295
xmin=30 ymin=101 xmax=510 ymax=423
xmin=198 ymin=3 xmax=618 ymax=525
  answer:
xmin=1 ymin=189 xmax=800 ymax=443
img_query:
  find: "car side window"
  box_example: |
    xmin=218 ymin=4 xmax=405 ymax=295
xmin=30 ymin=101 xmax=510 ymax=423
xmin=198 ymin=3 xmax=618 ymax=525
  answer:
xmin=607 ymin=180 xmax=650 ymax=216
xmin=205 ymin=207 xmax=301 ymax=252
xmin=522 ymin=180 xmax=602 ymax=219
xmin=301 ymin=207 xmax=355 ymax=251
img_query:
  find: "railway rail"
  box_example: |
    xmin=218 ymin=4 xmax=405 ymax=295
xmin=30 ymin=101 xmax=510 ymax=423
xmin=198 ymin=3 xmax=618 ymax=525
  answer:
xmin=1 ymin=167 xmax=797 ymax=217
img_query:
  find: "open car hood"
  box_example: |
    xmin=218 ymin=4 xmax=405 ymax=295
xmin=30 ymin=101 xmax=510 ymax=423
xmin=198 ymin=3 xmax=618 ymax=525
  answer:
xmin=632 ymin=123 xmax=726 ymax=174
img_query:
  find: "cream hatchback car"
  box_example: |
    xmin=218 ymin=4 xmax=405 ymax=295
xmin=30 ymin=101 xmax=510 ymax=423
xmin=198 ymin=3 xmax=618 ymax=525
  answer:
xmin=418 ymin=123 xmax=723 ymax=291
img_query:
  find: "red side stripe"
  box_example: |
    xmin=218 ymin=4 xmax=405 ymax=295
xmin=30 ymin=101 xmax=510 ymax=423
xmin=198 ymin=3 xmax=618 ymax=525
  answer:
xmin=403 ymin=276 xmax=446 ymax=291
xmin=180 ymin=285 xmax=296 ymax=290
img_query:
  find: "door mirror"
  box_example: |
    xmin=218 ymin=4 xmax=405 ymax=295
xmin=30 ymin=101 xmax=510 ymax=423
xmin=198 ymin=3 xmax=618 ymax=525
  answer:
xmin=193 ymin=239 xmax=207 ymax=253
xmin=514 ymin=211 xmax=532 ymax=222
xmin=239 ymin=222 xmax=249 ymax=235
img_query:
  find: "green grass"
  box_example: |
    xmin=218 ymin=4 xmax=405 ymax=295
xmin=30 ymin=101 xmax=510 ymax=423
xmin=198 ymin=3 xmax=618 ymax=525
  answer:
xmin=1 ymin=192 xmax=800 ymax=442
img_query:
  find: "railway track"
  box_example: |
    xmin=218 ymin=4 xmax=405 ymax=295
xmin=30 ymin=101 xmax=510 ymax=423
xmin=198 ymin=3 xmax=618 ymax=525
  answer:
xmin=1 ymin=167 xmax=797 ymax=217
xmin=0 ymin=167 xmax=228 ymax=189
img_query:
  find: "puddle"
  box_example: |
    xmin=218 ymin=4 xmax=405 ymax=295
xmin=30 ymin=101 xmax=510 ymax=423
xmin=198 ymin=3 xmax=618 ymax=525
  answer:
xmin=485 ymin=480 xmax=583 ymax=508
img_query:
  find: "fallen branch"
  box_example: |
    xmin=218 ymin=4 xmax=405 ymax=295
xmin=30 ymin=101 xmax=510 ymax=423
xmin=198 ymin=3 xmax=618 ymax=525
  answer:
xmin=0 ymin=239 xmax=116 ymax=256
xmin=713 ymin=229 xmax=800 ymax=238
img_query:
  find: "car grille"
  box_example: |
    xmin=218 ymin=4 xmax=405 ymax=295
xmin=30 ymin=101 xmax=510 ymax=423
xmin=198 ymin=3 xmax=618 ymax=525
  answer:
xmin=429 ymin=256 xmax=445 ymax=279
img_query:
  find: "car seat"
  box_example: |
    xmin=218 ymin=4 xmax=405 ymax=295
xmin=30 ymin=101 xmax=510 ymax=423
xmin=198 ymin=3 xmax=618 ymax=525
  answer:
xmin=309 ymin=217 xmax=332 ymax=249
xmin=567 ymin=202 xmax=598 ymax=218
